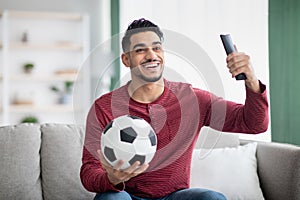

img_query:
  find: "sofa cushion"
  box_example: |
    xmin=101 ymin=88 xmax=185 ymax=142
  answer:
xmin=40 ymin=124 xmax=94 ymax=200
xmin=0 ymin=123 xmax=43 ymax=200
xmin=190 ymin=142 xmax=264 ymax=200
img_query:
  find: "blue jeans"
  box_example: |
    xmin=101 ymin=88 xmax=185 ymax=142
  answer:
xmin=94 ymin=188 xmax=227 ymax=200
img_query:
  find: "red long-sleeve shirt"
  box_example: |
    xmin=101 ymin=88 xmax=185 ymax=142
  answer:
xmin=80 ymin=79 xmax=269 ymax=198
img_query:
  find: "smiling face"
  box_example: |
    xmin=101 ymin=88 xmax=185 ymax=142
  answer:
xmin=121 ymin=31 xmax=165 ymax=83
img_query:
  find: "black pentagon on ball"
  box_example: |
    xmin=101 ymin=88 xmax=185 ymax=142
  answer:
xmin=120 ymin=127 xmax=137 ymax=143
xmin=129 ymin=154 xmax=146 ymax=165
xmin=104 ymin=146 xmax=117 ymax=162
xmin=103 ymin=120 xmax=113 ymax=134
xmin=148 ymin=130 xmax=156 ymax=146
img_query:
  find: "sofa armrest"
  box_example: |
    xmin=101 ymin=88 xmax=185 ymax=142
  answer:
xmin=255 ymin=141 xmax=300 ymax=200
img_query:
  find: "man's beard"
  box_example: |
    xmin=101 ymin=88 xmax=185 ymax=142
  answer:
xmin=137 ymin=71 xmax=163 ymax=82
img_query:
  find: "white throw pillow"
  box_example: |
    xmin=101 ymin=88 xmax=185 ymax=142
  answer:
xmin=190 ymin=143 xmax=264 ymax=200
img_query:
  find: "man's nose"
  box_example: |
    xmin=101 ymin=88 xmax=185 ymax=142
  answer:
xmin=145 ymin=49 xmax=158 ymax=60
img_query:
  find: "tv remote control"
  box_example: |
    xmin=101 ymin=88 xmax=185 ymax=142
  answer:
xmin=220 ymin=34 xmax=247 ymax=80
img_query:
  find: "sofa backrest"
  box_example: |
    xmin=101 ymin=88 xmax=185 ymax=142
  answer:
xmin=0 ymin=123 xmax=94 ymax=200
xmin=0 ymin=123 xmax=43 ymax=200
xmin=195 ymin=127 xmax=240 ymax=149
xmin=40 ymin=123 xmax=94 ymax=200
xmin=255 ymin=141 xmax=300 ymax=200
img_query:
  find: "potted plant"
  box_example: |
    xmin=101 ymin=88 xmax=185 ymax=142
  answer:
xmin=50 ymin=81 xmax=74 ymax=104
xmin=23 ymin=63 xmax=34 ymax=74
xmin=21 ymin=116 xmax=39 ymax=123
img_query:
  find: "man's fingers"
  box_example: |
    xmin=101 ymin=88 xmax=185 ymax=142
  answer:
xmin=96 ymin=151 xmax=148 ymax=182
xmin=97 ymin=149 xmax=126 ymax=170
xmin=113 ymin=160 xmax=125 ymax=171
xmin=226 ymin=53 xmax=251 ymax=78
xmin=231 ymin=67 xmax=247 ymax=78
xmin=127 ymin=162 xmax=149 ymax=177
xmin=122 ymin=162 xmax=149 ymax=181
xmin=133 ymin=163 xmax=149 ymax=174
xmin=123 ymin=161 xmax=141 ymax=174
xmin=227 ymin=54 xmax=249 ymax=67
xmin=228 ymin=60 xmax=249 ymax=73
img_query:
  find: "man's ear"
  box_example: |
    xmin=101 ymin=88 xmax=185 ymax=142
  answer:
xmin=121 ymin=53 xmax=130 ymax=68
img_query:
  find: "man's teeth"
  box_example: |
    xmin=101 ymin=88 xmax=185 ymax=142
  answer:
xmin=144 ymin=64 xmax=158 ymax=68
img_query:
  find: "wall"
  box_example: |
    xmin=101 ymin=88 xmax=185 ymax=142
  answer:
xmin=119 ymin=0 xmax=270 ymax=141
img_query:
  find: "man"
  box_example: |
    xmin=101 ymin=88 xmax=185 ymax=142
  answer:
xmin=80 ymin=18 xmax=269 ymax=200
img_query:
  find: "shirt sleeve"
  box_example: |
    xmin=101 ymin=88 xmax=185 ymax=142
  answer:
xmin=202 ymin=81 xmax=269 ymax=133
xmin=80 ymin=103 xmax=125 ymax=193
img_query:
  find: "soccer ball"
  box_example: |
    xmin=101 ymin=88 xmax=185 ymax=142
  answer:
xmin=101 ymin=115 xmax=157 ymax=170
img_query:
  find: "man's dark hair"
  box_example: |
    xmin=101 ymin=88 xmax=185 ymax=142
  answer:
xmin=121 ymin=18 xmax=164 ymax=53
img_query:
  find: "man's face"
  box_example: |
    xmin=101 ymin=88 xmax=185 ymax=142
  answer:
xmin=124 ymin=31 xmax=164 ymax=83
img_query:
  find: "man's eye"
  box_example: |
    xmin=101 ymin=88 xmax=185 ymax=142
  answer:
xmin=153 ymin=46 xmax=162 ymax=51
xmin=135 ymin=48 xmax=145 ymax=53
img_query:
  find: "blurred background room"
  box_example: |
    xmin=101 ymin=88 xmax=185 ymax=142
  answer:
xmin=0 ymin=0 xmax=299 ymax=146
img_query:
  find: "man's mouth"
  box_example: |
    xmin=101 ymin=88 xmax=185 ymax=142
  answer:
xmin=143 ymin=63 xmax=159 ymax=68
xmin=141 ymin=62 xmax=160 ymax=69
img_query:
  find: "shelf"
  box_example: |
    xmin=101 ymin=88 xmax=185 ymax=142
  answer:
xmin=0 ymin=9 xmax=90 ymax=125
xmin=9 ymin=42 xmax=82 ymax=51
xmin=9 ymin=104 xmax=74 ymax=113
xmin=9 ymin=74 xmax=78 ymax=82
xmin=5 ymin=10 xmax=83 ymax=21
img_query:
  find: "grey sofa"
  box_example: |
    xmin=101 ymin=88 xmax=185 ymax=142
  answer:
xmin=0 ymin=123 xmax=299 ymax=200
